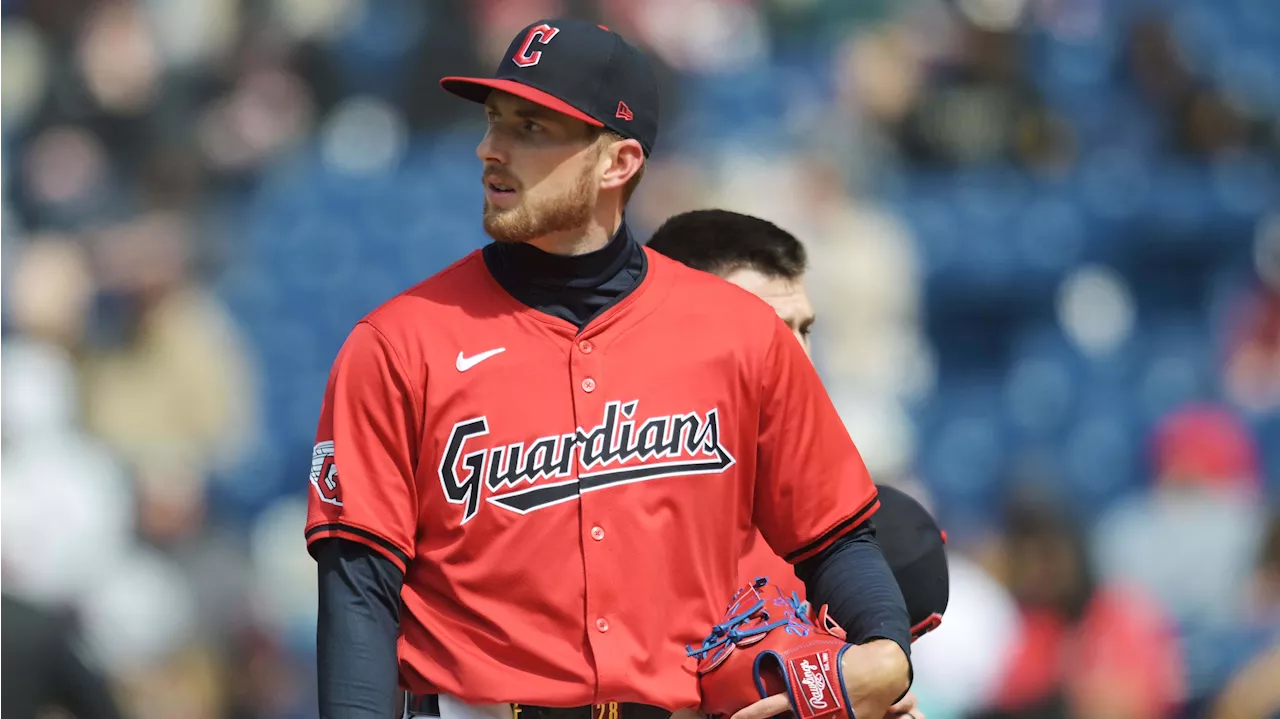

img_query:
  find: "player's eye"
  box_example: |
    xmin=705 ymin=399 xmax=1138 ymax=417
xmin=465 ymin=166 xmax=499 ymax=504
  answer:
xmin=522 ymin=119 xmax=544 ymax=133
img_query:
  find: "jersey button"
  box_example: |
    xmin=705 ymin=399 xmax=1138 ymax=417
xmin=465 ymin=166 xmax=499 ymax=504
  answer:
xmin=591 ymin=526 xmax=605 ymax=541
xmin=581 ymin=378 xmax=596 ymax=392
xmin=596 ymin=618 xmax=609 ymax=633
xmin=578 ymin=340 xmax=594 ymax=354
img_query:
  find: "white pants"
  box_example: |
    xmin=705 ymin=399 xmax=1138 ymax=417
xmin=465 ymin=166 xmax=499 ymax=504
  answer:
xmin=403 ymin=694 xmax=513 ymax=719
xmin=402 ymin=695 xmax=702 ymax=719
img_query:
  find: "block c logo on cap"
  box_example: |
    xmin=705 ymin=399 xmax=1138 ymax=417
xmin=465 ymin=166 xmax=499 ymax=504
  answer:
xmin=513 ymin=24 xmax=560 ymax=68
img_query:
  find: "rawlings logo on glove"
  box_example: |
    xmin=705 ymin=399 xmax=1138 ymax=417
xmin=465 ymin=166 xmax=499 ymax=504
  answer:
xmin=687 ymin=578 xmax=855 ymax=719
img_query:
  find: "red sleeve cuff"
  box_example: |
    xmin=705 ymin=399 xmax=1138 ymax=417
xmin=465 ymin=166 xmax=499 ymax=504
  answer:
xmin=306 ymin=523 xmax=411 ymax=574
xmin=784 ymin=496 xmax=881 ymax=564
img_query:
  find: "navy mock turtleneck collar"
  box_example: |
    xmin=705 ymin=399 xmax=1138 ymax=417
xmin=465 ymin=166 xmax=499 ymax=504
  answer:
xmin=482 ymin=221 xmax=648 ymax=331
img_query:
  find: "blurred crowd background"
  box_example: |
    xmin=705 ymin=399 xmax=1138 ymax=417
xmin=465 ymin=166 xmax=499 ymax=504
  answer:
xmin=2 ymin=0 xmax=1278 ymax=717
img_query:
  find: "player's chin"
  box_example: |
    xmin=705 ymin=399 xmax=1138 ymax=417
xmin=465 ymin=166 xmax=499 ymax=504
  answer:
xmin=483 ymin=194 xmax=523 ymax=216
xmin=483 ymin=210 xmax=534 ymax=244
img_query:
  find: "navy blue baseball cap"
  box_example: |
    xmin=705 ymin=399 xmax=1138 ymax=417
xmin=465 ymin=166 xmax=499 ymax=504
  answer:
xmin=440 ymin=18 xmax=660 ymax=156
xmin=875 ymin=484 xmax=950 ymax=640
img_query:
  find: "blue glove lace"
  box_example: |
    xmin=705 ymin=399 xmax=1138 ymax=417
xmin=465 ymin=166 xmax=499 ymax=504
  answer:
xmin=686 ymin=577 xmax=813 ymax=662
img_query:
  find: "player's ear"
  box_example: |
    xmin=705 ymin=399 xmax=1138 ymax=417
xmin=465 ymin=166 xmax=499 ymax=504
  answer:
xmin=599 ymin=137 xmax=644 ymax=194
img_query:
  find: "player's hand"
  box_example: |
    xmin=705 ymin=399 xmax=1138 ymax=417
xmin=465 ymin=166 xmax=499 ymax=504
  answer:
xmin=727 ymin=692 xmax=790 ymax=719
xmin=837 ymin=639 xmax=912 ymax=719
xmin=728 ymin=639 xmax=911 ymax=719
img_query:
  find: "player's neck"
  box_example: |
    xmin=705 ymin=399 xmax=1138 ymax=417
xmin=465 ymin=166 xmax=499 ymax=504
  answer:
xmin=525 ymin=204 xmax=624 ymax=256
xmin=526 ymin=228 xmax=610 ymax=256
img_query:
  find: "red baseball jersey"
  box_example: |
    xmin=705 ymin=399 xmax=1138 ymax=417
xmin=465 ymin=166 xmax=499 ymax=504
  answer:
xmin=304 ymin=248 xmax=880 ymax=710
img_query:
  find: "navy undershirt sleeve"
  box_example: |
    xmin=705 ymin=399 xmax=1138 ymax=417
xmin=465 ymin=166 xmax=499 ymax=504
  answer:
xmin=796 ymin=521 xmax=913 ymax=687
xmin=315 ymin=538 xmax=405 ymax=719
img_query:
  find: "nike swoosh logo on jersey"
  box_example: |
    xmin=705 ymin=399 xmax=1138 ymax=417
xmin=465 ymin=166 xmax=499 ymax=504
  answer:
xmin=456 ymin=348 xmax=506 ymax=371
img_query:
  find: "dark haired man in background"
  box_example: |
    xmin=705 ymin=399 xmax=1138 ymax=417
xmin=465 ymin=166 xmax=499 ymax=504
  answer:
xmin=647 ymin=210 xmax=816 ymax=357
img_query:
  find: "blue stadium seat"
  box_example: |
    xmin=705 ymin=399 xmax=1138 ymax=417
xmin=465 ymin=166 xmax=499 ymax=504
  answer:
xmin=1133 ymin=320 xmax=1215 ymax=429
xmin=1060 ymin=403 xmax=1141 ymax=514
xmin=1004 ymin=350 xmax=1079 ymax=441
xmin=1144 ymin=161 xmax=1215 ymax=238
xmin=918 ymin=379 xmax=1008 ymax=512
xmin=1251 ymin=413 xmax=1280 ymax=495
xmin=894 ymin=195 xmax=961 ymax=279
xmin=951 ymin=217 xmax=1017 ymax=293
xmin=1012 ymin=195 xmax=1087 ymax=285
xmin=681 ymin=68 xmax=792 ymax=143
xmin=1221 ymin=0 xmax=1280 ymax=47
xmin=1010 ymin=323 xmax=1089 ymax=376
xmin=1070 ymin=145 xmax=1152 ymax=235
xmin=326 ymin=0 xmax=430 ymax=98
xmin=1211 ymin=153 xmax=1279 ymax=220
xmin=1171 ymin=1 xmax=1236 ymax=71
xmin=922 ymin=416 xmax=1006 ymax=504
xmin=1213 ymin=46 xmax=1280 ymax=115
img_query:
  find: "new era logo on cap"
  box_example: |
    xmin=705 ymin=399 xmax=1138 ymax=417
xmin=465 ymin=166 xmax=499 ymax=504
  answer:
xmin=440 ymin=18 xmax=659 ymax=155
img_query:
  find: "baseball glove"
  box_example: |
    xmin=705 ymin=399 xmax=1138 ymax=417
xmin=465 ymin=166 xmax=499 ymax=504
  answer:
xmin=688 ymin=577 xmax=854 ymax=719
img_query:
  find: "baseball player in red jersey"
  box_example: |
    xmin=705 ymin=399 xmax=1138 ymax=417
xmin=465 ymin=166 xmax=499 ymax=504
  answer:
xmin=306 ymin=18 xmax=913 ymax=719
xmin=646 ymin=210 xmax=951 ymax=719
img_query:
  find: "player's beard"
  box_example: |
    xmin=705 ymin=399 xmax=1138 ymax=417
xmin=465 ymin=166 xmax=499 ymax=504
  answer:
xmin=482 ymin=163 xmax=597 ymax=244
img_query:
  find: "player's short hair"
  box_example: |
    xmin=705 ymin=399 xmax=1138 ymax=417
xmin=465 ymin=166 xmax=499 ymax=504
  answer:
xmin=597 ymin=130 xmax=646 ymax=205
xmin=644 ymin=209 xmax=807 ymax=280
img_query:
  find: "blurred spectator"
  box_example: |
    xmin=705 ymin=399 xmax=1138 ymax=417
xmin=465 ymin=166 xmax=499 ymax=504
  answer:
xmin=20 ymin=125 xmax=116 ymax=227
xmin=1124 ymin=15 xmax=1277 ymax=159
xmin=1 ymin=337 xmax=205 ymax=719
xmin=1 ymin=593 xmax=126 ymax=719
xmin=907 ymin=550 xmax=1023 ymax=719
xmin=974 ymin=488 xmax=1185 ymax=719
xmin=1092 ymin=403 xmax=1269 ymax=630
xmin=885 ymin=7 xmax=1074 ymax=172
xmin=1211 ymin=644 xmax=1280 ymax=719
xmin=1206 ymin=509 xmax=1280 ymax=719
xmin=76 ymin=0 xmax=163 ymax=117
xmin=2 ymin=18 xmax=52 ymax=131
xmin=1248 ymin=510 xmax=1280 ymax=625
xmin=222 ymin=626 xmax=315 ymax=719
xmin=79 ymin=550 xmax=207 ymax=719
xmin=195 ymin=63 xmax=316 ymax=176
xmin=76 ymin=212 xmax=261 ymax=545
xmin=5 ymin=233 xmax=97 ymax=349
xmin=1223 ymin=214 xmax=1280 ymax=414
xmin=0 ymin=337 xmax=135 ymax=608
xmin=829 ymin=18 xmax=926 ymax=189
xmin=599 ymin=0 xmax=770 ymax=75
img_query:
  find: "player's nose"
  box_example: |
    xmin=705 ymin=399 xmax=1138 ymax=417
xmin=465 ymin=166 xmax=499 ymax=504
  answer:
xmin=476 ymin=129 xmax=508 ymax=165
